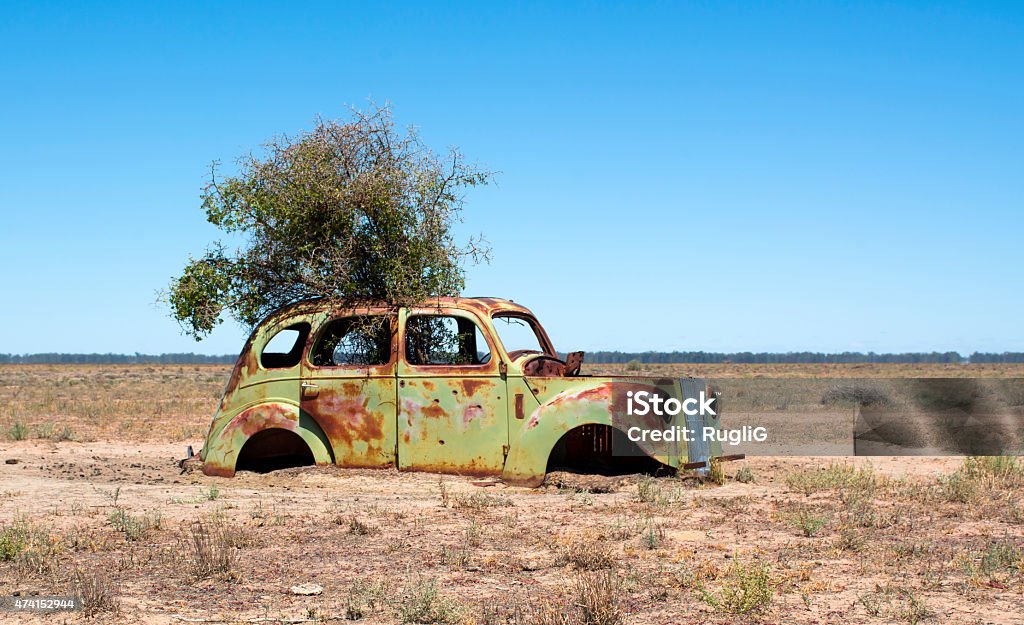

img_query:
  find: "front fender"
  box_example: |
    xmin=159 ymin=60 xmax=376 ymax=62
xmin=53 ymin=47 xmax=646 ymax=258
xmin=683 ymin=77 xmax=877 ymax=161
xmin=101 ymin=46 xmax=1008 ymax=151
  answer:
xmin=202 ymin=401 xmax=334 ymax=477
xmin=501 ymin=381 xmax=676 ymax=486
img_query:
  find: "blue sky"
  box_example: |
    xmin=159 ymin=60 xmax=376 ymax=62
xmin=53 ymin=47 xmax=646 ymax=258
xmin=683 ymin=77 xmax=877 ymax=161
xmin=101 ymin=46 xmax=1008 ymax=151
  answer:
xmin=1 ymin=1 xmax=1021 ymax=355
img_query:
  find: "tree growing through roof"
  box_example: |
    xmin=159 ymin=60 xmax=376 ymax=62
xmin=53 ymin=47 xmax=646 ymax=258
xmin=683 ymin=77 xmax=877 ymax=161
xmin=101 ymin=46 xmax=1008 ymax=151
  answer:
xmin=168 ymin=104 xmax=492 ymax=340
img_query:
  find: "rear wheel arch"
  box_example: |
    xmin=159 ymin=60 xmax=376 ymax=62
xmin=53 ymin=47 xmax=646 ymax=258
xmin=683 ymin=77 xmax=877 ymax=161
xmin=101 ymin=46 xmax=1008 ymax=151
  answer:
xmin=202 ymin=402 xmax=334 ymax=476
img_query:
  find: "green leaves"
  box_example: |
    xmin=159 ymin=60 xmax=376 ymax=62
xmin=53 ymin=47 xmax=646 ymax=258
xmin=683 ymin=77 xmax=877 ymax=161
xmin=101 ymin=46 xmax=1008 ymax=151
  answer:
xmin=170 ymin=104 xmax=492 ymax=340
xmin=169 ymin=250 xmax=231 ymax=340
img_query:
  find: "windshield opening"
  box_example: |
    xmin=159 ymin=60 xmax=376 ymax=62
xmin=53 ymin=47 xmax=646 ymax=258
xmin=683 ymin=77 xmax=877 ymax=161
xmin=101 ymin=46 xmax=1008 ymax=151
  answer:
xmin=492 ymin=314 xmax=549 ymax=356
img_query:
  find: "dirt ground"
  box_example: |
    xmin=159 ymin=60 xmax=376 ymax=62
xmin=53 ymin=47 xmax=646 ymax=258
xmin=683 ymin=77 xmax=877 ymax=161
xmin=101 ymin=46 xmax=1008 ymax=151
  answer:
xmin=1 ymin=364 xmax=1023 ymax=624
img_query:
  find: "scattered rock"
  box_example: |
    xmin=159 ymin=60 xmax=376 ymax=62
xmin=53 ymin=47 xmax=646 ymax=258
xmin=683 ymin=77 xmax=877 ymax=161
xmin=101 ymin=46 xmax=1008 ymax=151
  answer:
xmin=290 ymin=583 xmax=323 ymax=596
xmin=5 ymin=459 xmax=19 ymax=465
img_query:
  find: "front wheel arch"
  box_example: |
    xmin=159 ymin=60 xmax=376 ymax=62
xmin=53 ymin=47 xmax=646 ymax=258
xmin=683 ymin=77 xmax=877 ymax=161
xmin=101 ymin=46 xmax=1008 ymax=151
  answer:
xmin=545 ymin=423 xmax=668 ymax=476
xmin=501 ymin=382 xmax=673 ymax=486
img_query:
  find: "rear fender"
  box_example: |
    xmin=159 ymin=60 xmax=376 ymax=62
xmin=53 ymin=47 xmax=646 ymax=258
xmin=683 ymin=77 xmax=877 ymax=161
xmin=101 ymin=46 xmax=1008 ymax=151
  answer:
xmin=202 ymin=402 xmax=334 ymax=477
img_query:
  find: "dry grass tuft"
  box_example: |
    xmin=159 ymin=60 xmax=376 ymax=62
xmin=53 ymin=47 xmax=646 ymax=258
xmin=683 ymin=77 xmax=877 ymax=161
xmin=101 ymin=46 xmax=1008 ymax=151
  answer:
xmin=490 ymin=570 xmax=622 ymax=625
xmin=558 ymin=536 xmax=616 ymax=570
xmin=709 ymin=457 xmax=726 ymax=485
xmin=71 ymin=566 xmax=120 ymax=617
xmin=344 ymin=579 xmax=391 ymax=620
xmin=735 ymin=464 xmax=756 ymax=483
xmin=574 ymin=570 xmax=623 ymax=625
xmin=788 ymin=505 xmax=830 ymax=537
xmin=0 ymin=516 xmax=63 ymax=575
xmin=340 ymin=515 xmax=376 ymax=536
xmin=183 ymin=520 xmax=241 ymax=581
xmin=699 ymin=557 xmax=774 ymax=615
xmin=397 ymin=573 xmax=462 ymax=624
xmin=107 ymin=508 xmax=161 ymax=541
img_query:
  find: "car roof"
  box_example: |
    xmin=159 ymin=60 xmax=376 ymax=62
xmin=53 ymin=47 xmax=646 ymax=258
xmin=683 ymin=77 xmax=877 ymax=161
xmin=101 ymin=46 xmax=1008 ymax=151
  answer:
xmin=260 ymin=296 xmax=537 ymax=328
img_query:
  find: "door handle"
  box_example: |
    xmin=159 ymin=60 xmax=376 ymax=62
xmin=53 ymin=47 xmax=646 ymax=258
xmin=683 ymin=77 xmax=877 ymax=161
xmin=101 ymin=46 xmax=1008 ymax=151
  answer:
xmin=301 ymin=382 xmax=319 ymax=399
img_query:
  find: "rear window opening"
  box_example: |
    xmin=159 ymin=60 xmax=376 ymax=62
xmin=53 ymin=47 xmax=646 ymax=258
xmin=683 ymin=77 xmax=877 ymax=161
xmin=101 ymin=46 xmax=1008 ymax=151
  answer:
xmin=311 ymin=316 xmax=392 ymax=367
xmin=260 ymin=322 xmax=311 ymax=369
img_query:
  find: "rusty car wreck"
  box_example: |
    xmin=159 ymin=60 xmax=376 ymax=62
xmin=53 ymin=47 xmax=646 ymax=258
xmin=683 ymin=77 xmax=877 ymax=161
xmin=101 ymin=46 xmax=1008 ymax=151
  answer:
xmin=199 ymin=297 xmax=729 ymax=486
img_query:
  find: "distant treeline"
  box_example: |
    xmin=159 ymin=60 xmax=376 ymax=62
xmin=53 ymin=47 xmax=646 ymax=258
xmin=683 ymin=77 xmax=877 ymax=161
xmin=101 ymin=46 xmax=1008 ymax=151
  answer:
xmin=0 ymin=353 xmax=237 ymax=364
xmin=3 ymin=351 xmax=1024 ymax=365
xmin=576 ymin=351 xmax=1024 ymax=364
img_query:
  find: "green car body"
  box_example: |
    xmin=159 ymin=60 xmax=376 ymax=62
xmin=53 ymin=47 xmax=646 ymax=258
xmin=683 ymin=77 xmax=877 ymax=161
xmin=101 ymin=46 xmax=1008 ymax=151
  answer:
xmin=200 ymin=297 xmax=725 ymax=486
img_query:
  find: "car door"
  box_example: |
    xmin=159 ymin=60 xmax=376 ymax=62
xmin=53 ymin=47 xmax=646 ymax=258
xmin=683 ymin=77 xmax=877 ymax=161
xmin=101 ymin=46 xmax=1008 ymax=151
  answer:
xmin=299 ymin=313 xmax=398 ymax=468
xmin=396 ymin=307 xmax=509 ymax=475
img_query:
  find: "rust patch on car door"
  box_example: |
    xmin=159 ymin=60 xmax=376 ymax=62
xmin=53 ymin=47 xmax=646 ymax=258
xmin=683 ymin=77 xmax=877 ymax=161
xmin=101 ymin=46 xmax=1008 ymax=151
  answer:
xmin=299 ymin=314 xmax=398 ymax=469
xmin=396 ymin=308 xmax=509 ymax=475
